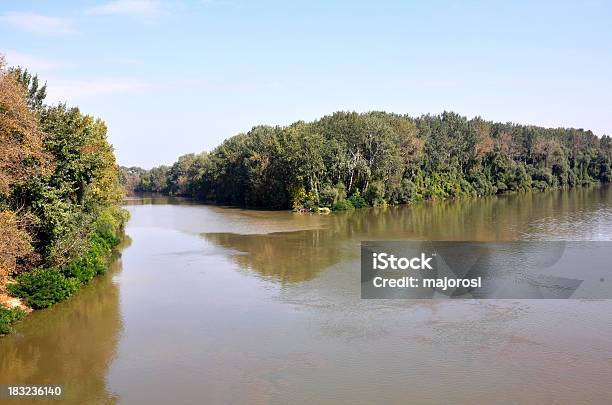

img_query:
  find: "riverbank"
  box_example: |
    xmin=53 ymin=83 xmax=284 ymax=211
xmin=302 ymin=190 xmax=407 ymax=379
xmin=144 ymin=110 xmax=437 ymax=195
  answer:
xmin=140 ymin=181 xmax=609 ymax=216
xmin=1 ymin=60 xmax=130 ymax=338
xmin=0 ymin=295 xmax=27 ymax=335
xmin=0 ymin=207 xmax=128 ymax=336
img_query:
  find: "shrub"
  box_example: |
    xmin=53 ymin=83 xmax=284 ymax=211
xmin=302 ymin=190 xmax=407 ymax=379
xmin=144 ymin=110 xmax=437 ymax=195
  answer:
xmin=552 ymin=163 xmax=570 ymax=186
xmin=291 ymin=187 xmax=317 ymax=211
xmin=62 ymin=259 xmax=97 ymax=284
xmin=532 ymin=180 xmax=549 ymax=191
xmin=8 ymin=268 xmax=79 ymax=309
xmin=94 ymin=206 xmax=129 ymax=247
xmin=347 ymin=190 xmax=369 ymax=209
xmin=529 ymin=167 xmax=554 ymax=187
xmin=63 ymin=232 xmax=113 ymax=283
xmin=319 ymin=183 xmax=346 ymax=208
xmin=496 ymin=181 xmax=508 ymax=193
xmin=364 ymin=181 xmax=386 ymax=206
xmin=468 ymin=171 xmax=495 ymax=197
xmin=510 ymin=164 xmax=532 ymax=191
xmin=0 ymin=305 xmax=25 ymax=335
xmin=390 ymin=179 xmax=411 ymax=204
xmin=332 ymin=199 xmax=354 ymax=211
xmin=459 ymin=178 xmax=476 ymax=196
xmin=7 ymin=206 xmax=126 ymax=311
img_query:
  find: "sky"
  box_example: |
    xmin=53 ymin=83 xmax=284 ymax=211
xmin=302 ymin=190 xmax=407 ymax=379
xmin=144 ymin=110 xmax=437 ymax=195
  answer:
xmin=1 ymin=0 xmax=611 ymax=168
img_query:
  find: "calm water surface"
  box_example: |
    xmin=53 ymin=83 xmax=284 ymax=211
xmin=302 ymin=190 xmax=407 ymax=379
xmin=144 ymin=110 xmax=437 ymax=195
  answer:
xmin=1 ymin=186 xmax=612 ymax=404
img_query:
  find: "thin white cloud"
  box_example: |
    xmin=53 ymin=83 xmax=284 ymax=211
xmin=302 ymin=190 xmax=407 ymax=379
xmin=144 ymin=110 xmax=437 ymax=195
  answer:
xmin=87 ymin=0 xmax=166 ymax=18
xmin=2 ymin=50 xmax=65 ymax=71
xmin=0 ymin=12 xmax=75 ymax=36
xmin=45 ymin=77 xmax=153 ymax=101
xmin=42 ymin=76 xmax=213 ymax=102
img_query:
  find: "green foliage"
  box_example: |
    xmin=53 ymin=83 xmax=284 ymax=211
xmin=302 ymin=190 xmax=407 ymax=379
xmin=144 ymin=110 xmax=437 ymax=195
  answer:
xmin=63 ymin=235 xmax=109 ymax=283
xmin=125 ymin=111 xmax=609 ymax=212
xmin=398 ymin=179 xmax=418 ymax=203
xmin=10 ymin=205 xmax=126 ymax=307
xmin=319 ymin=182 xmax=346 ymax=208
xmin=332 ymin=199 xmax=354 ymax=211
xmin=136 ymin=165 xmax=170 ymax=193
xmin=7 ymin=100 xmax=127 ymax=267
xmin=62 ymin=252 xmax=98 ymax=284
xmin=62 ymin=207 xmax=126 ymax=284
xmin=9 ymin=67 xmax=47 ymax=111
xmin=9 ymin=268 xmax=80 ymax=309
xmin=529 ymin=166 xmax=555 ymax=190
xmin=0 ymin=305 xmax=25 ymax=335
xmin=292 ymin=187 xmax=317 ymax=211
xmin=347 ymin=190 xmax=369 ymax=209
xmin=1 ymin=59 xmax=128 ymax=324
xmin=94 ymin=206 xmax=129 ymax=246
xmin=318 ymin=184 xmax=338 ymax=208
xmin=365 ymin=181 xmax=386 ymax=206
xmin=165 ymin=153 xmax=210 ymax=196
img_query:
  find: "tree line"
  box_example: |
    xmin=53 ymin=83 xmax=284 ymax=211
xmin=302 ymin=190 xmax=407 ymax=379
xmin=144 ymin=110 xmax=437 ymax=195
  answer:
xmin=125 ymin=111 xmax=611 ymax=211
xmin=1 ymin=55 xmax=127 ymax=333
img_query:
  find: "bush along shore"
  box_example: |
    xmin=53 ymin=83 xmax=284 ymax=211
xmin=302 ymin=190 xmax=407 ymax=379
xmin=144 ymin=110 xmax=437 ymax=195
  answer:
xmin=124 ymin=111 xmax=611 ymax=212
xmin=7 ymin=207 xmax=127 ymax=310
xmin=0 ymin=55 xmax=128 ymax=335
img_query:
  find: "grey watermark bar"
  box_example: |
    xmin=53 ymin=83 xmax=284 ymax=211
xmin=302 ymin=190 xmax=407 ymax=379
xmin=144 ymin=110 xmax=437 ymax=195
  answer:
xmin=361 ymin=241 xmax=611 ymax=299
xmin=0 ymin=385 xmax=64 ymax=400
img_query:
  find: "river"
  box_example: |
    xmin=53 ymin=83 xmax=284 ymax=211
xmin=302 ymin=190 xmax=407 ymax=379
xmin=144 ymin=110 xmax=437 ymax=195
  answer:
xmin=1 ymin=186 xmax=611 ymax=404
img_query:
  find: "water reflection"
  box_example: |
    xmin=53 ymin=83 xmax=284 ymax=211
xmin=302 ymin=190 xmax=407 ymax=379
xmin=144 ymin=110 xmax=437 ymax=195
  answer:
xmin=123 ymin=193 xmax=195 ymax=206
xmin=203 ymin=185 xmax=612 ymax=283
xmin=0 ymin=238 xmax=130 ymax=405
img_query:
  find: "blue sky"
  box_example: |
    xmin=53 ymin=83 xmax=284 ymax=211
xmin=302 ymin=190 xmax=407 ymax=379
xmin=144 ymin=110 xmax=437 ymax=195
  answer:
xmin=2 ymin=0 xmax=611 ymax=168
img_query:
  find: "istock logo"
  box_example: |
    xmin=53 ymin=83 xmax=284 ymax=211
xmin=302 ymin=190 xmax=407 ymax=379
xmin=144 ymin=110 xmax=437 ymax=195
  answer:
xmin=372 ymin=252 xmax=434 ymax=270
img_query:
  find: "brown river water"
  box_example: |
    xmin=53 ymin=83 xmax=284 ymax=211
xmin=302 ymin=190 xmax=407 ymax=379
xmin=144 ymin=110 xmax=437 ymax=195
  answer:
xmin=1 ymin=186 xmax=611 ymax=404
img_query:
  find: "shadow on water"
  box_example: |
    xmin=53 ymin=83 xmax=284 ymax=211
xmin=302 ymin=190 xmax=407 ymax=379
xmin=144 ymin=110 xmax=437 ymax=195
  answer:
xmin=202 ymin=185 xmax=612 ymax=283
xmin=0 ymin=237 xmax=131 ymax=405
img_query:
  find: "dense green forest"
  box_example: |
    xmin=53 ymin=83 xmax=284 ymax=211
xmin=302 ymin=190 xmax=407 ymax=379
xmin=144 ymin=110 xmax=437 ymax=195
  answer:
xmin=0 ymin=56 xmax=127 ymax=334
xmin=127 ymin=111 xmax=611 ymax=211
